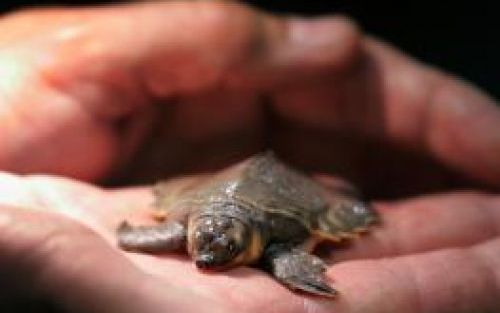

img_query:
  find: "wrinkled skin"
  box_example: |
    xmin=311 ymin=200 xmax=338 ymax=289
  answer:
xmin=0 ymin=2 xmax=500 ymax=313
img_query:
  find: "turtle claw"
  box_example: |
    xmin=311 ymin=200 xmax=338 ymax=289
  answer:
xmin=289 ymin=277 xmax=337 ymax=298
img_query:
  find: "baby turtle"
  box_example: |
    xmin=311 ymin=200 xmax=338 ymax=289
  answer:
xmin=117 ymin=153 xmax=378 ymax=297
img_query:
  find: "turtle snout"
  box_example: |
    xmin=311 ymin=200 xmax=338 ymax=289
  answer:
xmin=195 ymin=254 xmax=215 ymax=269
xmin=190 ymin=215 xmax=251 ymax=270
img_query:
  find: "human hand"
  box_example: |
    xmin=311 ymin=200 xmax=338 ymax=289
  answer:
xmin=0 ymin=1 xmax=499 ymax=312
xmin=0 ymin=173 xmax=498 ymax=313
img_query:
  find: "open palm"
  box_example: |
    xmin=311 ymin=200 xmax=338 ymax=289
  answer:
xmin=0 ymin=2 xmax=499 ymax=313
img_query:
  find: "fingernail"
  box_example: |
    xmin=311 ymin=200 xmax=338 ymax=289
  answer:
xmin=289 ymin=17 xmax=347 ymax=48
xmin=281 ymin=16 xmax=360 ymax=69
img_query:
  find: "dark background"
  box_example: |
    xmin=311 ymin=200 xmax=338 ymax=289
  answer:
xmin=0 ymin=0 xmax=498 ymax=99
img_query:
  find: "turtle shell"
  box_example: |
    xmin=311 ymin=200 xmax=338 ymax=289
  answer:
xmin=153 ymin=152 xmax=378 ymax=241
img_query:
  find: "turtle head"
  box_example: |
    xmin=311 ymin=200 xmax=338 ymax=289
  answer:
xmin=189 ymin=214 xmax=258 ymax=270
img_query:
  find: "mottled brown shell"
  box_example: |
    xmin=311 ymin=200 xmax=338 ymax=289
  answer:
xmin=153 ymin=152 xmax=378 ymax=243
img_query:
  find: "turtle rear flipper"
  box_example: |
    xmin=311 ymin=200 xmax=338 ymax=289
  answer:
xmin=317 ymin=197 xmax=379 ymax=240
xmin=263 ymin=244 xmax=337 ymax=297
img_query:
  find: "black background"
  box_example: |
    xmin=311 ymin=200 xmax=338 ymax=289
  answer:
xmin=0 ymin=0 xmax=498 ymax=99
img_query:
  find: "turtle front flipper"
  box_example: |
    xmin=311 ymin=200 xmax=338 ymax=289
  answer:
xmin=262 ymin=244 xmax=336 ymax=297
xmin=117 ymin=221 xmax=186 ymax=253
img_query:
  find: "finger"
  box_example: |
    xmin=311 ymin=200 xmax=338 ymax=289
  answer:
xmin=38 ymin=2 xmax=360 ymax=103
xmin=0 ymin=205 xmax=222 ymax=313
xmin=322 ymin=238 xmax=500 ymax=313
xmin=0 ymin=171 xmax=153 ymax=241
xmin=330 ymin=192 xmax=500 ymax=261
xmin=369 ymin=38 xmax=500 ymax=187
xmin=367 ymin=39 xmax=500 ymax=187
xmin=11 ymin=173 xmax=154 ymax=235
xmin=272 ymin=37 xmax=500 ymax=187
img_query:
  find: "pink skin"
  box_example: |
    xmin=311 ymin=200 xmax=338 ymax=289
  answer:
xmin=0 ymin=2 xmax=499 ymax=313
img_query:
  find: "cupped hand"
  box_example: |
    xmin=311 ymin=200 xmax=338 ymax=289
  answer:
xmin=0 ymin=1 xmax=499 ymax=313
xmin=0 ymin=173 xmax=498 ymax=313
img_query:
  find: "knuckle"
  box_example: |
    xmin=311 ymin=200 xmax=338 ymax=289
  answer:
xmin=188 ymin=3 xmax=271 ymax=72
xmin=191 ymin=1 xmax=257 ymax=33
